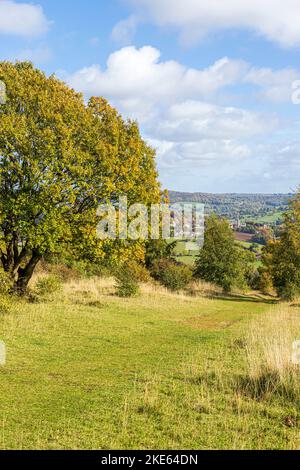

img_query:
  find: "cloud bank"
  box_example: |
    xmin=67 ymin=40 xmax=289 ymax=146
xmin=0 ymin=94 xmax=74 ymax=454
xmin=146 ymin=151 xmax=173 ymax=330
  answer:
xmin=0 ymin=0 xmax=49 ymax=36
xmin=129 ymin=0 xmax=300 ymax=47
xmin=67 ymin=45 xmax=300 ymax=192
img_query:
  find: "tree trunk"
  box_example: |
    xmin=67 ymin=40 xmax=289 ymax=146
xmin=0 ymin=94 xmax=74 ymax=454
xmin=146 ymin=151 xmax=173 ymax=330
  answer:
xmin=15 ymin=251 xmax=42 ymax=294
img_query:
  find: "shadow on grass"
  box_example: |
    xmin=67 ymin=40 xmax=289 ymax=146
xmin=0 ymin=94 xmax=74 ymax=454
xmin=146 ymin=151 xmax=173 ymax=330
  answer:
xmin=235 ymin=371 xmax=298 ymax=401
xmin=210 ymin=293 xmax=278 ymax=305
xmin=175 ymin=371 xmax=224 ymax=389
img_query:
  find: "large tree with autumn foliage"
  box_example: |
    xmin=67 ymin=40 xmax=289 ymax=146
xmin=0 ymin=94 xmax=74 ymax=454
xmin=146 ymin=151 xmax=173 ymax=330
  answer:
xmin=0 ymin=62 xmax=160 ymax=292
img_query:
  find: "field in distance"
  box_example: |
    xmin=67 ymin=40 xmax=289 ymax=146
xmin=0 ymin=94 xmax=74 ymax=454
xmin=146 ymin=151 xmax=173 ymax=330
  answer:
xmin=169 ymin=191 xmax=290 ymax=224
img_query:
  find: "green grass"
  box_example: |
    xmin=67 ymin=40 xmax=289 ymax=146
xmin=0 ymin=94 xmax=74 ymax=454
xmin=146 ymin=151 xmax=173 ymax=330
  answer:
xmin=0 ymin=278 xmax=299 ymax=450
xmin=174 ymin=255 xmax=197 ymax=266
xmin=171 ymin=239 xmax=198 ymax=267
xmin=241 ymin=211 xmax=284 ymax=224
xmin=254 ymin=211 xmax=284 ymax=224
xmin=236 ymin=240 xmax=263 ymax=251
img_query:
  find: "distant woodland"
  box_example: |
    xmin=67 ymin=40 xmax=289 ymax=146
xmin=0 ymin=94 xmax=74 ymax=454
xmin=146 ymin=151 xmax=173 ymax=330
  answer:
xmin=169 ymin=191 xmax=291 ymax=222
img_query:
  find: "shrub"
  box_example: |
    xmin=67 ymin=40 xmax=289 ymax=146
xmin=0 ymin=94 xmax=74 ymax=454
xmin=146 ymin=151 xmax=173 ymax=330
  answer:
xmin=52 ymin=264 xmax=81 ymax=282
xmin=0 ymin=270 xmax=14 ymax=315
xmin=115 ymin=268 xmax=140 ymax=298
xmin=151 ymin=259 xmax=192 ymax=291
xmin=278 ymin=283 xmax=300 ymax=302
xmin=64 ymin=259 xmax=113 ymax=279
xmin=33 ymin=275 xmax=62 ymax=301
xmin=0 ymin=295 xmax=12 ymax=315
xmin=125 ymin=261 xmax=151 ymax=283
xmin=247 ymin=268 xmax=272 ymax=293
xmin=45 ymin=252 xmax=114 ymax=280
xmin=258 ymin=270 xmax=274 ymax=295
xmin=0 ymin=269 xmax=13 ymax=295
xmin=247 ymin=269 xmax=260 ymax=290
xmin=43 ymin=260 xmax=81 ymax=282
xmin=145 ymin=239 xmax=177 ymax=268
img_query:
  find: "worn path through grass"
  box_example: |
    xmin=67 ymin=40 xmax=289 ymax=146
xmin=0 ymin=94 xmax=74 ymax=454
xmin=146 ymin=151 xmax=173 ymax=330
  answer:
xmin=0 ymin=279 xmax=299 ymax=449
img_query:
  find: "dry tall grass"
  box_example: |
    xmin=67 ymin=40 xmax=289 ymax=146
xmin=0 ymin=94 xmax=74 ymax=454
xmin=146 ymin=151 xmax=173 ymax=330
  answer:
xmin=33 ymin=271 xmax=219 ymax=303
xmin=244 ymin=305 xmax=300 ymax=398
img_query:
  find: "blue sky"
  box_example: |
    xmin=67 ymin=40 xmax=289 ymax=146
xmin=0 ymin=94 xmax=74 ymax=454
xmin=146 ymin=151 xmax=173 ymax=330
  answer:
xmin=1 ymin=0 xmax=300 ymax=193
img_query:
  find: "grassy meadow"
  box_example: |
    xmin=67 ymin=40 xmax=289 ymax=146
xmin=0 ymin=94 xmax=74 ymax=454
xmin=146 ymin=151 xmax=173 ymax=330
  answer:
xmin=0 ymin=276 xmax=299 ymax=450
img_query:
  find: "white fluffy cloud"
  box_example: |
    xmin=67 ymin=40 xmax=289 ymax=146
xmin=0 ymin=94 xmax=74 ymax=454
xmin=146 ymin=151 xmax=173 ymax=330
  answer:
xmin=68 ymin=46 xmax=298 ymax=115
xmin=245 ymin=67 xmax=299 ymax=102
xmin=66 ymin=45 xmax=299 ymax=191
xmin=153 ymin=138 xmax=252 ymax=167
xmin=130 ymin=0 xmax=300 ymax=47
xmin=0 ymin=0 xmax=49 ymax=36
xmin=155 ymin=101 xmax=278 ymax=142
xmin=68 ymin=46 xmax=246 ymax=117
